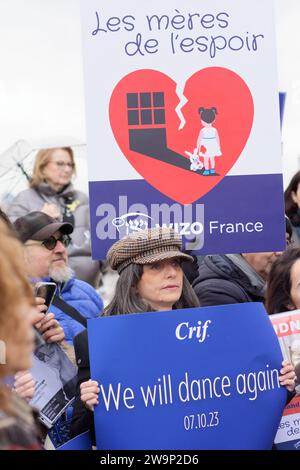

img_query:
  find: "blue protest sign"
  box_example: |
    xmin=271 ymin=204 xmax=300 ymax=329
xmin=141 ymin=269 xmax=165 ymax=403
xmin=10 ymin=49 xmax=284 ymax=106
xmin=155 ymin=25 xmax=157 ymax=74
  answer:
xmin=56 ymin=431 xmax=92 ymax=451
xmin=88 ymin=303 xmax=286 ymax=450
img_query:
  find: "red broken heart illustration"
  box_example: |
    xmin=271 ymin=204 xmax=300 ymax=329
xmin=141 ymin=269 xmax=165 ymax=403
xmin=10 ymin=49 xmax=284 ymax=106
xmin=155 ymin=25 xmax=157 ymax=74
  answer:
xmin=109 ymin=67 xmax=254 ymax=204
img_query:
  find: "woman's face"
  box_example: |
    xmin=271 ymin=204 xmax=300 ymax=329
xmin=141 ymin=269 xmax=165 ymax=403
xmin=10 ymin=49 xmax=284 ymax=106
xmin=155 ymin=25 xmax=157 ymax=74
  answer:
xmin=4 ymin=302 xmax=35 ymax=374
xmin=136 ymin=258 xmax=183 ymax=311
xmin=289 ymin=258 xmax=300 ymax=310
xmin=42 ymin=149 xmax=74 ymax=191
xmin=292 ymin=183 xmax=300 ymax=209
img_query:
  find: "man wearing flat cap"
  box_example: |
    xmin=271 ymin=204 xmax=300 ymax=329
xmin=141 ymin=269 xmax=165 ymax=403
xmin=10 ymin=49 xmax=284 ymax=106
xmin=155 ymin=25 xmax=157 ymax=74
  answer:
xmin=14 ymin=211 xmax=103 ymax=344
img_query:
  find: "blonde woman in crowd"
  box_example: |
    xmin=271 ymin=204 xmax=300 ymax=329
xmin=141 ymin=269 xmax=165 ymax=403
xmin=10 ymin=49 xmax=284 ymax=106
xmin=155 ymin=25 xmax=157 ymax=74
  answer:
xmin=7 ymin=147 xmax=101 ymax=287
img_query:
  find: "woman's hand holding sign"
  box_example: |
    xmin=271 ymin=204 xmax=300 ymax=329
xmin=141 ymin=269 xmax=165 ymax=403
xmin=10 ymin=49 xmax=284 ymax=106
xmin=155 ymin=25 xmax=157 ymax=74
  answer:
xmin=80 ymin=380 xmax=100 ymax=411
xmin=279 ymin=360 xmax=297 ymax=392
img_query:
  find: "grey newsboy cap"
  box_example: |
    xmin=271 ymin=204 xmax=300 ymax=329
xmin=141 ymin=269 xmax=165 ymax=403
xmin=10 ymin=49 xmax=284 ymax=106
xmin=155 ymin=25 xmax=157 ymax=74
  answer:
xmin=107 ymin=227 xmax=193 ymax=274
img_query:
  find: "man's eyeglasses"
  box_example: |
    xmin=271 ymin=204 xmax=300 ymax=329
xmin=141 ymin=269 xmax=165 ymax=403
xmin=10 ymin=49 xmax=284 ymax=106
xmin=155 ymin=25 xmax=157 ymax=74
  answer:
xmin=42 ymin=234 xmax=71 ymax=250
xmin=26 ymin=234 xmax=71 ymax=251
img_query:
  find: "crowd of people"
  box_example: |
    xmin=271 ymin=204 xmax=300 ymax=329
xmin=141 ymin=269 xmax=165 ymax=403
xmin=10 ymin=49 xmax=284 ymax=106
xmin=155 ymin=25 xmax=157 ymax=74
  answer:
xmin=1 ymin=147 xmax=300 ymax=450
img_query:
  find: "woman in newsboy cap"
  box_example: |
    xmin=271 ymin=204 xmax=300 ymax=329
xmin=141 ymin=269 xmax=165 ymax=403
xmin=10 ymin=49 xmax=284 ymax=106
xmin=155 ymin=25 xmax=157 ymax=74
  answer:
xmin=70 ymin=227 xmax=200 ymax=436
xmin=103 ymin=226 xmax=200 ymax=316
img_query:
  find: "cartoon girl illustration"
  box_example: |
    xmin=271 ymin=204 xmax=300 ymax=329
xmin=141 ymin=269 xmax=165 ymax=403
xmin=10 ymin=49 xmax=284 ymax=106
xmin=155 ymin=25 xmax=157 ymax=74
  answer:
xmin=197 ymin=107 xmax=222 ymax=176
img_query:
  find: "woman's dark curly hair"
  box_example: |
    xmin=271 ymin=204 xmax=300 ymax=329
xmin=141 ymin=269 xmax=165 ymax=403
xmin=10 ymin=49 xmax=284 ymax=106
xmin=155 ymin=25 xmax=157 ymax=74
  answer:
xmin=285 ymin=171 xmax=300 ymax=226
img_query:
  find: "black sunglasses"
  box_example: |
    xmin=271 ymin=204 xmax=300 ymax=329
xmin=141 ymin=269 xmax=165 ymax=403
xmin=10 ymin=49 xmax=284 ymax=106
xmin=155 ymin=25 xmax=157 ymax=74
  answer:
xmin=42 ymin=234 xmax=71 ymax=251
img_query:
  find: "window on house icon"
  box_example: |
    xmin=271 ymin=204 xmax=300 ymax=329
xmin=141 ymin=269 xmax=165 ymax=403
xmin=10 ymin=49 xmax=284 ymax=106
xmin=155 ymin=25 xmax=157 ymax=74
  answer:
xmin=127 ymin=92 xmax=166 ymax=126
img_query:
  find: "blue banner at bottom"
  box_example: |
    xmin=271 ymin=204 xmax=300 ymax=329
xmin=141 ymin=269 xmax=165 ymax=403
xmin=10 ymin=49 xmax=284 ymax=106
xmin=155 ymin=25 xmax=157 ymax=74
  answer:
xmin=88 ymin=303 xmax=286 ymax=450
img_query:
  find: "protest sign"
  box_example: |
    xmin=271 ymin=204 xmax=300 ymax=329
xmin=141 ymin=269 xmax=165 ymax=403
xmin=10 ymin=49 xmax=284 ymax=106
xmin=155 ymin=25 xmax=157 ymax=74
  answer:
xmin=56 ymin=431 xmax=93 ymax=451
xmin=81 ymin=0 xmax=285 ymax=259
xmin=270 ymin=310 xmax=300 ymax=450
xmin=30 ymin=343 xmax=77 ymax=428
xmin=88 ymin=303 xmax=286 ymax=449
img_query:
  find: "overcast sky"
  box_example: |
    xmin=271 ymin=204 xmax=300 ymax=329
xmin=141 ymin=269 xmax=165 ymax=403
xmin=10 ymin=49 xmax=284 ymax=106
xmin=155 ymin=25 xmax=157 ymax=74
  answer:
xmin=0 ymin=0 xmax=298 ymax=191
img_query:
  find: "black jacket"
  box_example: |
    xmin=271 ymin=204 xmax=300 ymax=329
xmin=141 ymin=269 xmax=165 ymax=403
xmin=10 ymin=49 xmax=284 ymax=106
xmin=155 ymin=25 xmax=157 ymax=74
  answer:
xmin=70 ymin=329 xmax=95 ymax=441
xmin=192 ymin=254 xmax=266 ymax=307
